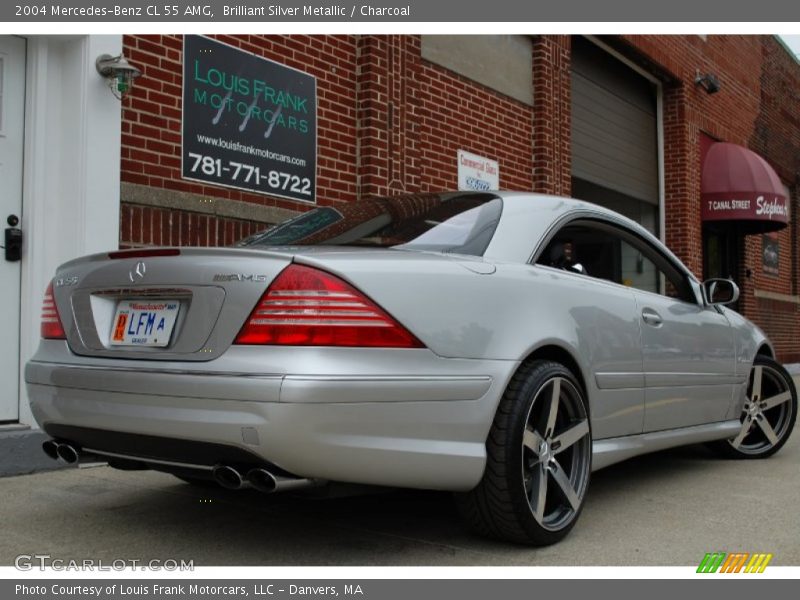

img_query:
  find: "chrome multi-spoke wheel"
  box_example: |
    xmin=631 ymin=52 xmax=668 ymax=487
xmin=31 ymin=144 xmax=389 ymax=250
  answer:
xmin=711 ymin=356 xmax=796 ymax=459
xmin=456 ymin=360 xmax=592 ymax=545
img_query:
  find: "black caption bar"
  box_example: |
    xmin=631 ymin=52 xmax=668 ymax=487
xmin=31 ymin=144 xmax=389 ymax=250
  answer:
xmin=5 ymin=580 xmax=799 ymax=600
xmin=4 ymin=0 xmax=800 ymax=22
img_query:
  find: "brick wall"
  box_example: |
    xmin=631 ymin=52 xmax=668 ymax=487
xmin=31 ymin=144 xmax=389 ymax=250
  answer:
xmin=417 ymin=43 xmax=534 ymax=192
xmin=121 ymin=33 xmax=534 ymax=249
xmin=749 ymin=37 xmax=800 ymax=361
xmin=531 ymin=35 xmax=571 ymax=195
xmin=120 ymin=34 xmax=800 ymax=361
xmin=618 ymin=35 xmax=764 ymax=277
xmin=121 ymin=34 xmax=359 ymax=248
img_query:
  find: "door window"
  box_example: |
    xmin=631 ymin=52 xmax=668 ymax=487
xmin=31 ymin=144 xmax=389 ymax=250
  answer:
xmin=537 ymin=220 xmax=696 ymax=304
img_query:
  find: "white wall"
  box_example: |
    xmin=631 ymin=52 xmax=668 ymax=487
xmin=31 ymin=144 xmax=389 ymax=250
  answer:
xmin=18 ymin=35 xmax=122 ymax=426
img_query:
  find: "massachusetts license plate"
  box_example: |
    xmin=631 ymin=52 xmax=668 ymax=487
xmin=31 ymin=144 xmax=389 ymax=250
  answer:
xmin=110 ymin=300 xmax=180 ymax=347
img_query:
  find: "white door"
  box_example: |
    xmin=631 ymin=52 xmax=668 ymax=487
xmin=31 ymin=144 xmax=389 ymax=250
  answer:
xmin=0 ymin=36 xmax=25 ymax=422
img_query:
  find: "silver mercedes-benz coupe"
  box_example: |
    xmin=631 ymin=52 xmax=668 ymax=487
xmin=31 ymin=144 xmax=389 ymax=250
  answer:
xmin=27 ymin=192 xmax=797 ymax=545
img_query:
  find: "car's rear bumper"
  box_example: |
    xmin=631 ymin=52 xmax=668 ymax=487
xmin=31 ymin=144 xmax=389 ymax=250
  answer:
xmin=25 ymin=344 xmax=515 ymax=491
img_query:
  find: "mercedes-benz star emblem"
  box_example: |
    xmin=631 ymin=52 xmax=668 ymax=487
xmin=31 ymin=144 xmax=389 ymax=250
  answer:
xmin=129 ymin=261 xmax=146 ymax=282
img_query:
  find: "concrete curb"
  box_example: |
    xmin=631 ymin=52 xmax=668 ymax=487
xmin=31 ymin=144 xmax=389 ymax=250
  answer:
xmin=783 ymin=362 xmax=800 ymax=375
xmin=0 ymin=429 xmax=65 ymax=478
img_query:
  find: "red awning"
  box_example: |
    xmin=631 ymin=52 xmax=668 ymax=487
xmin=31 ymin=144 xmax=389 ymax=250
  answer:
xmin=701 ymin=142 xmax=788 ymax=233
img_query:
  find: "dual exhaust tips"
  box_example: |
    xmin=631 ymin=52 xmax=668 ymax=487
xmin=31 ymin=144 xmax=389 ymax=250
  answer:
xmin=211 ymin=465 xmax=315 ymax=494
xmin=42 ymin=439 xmax=314 ymax=494
xmin=42 ymin=439 xmax=80 ymax=464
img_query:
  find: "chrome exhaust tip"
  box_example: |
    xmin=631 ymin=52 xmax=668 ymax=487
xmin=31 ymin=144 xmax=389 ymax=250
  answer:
xmin=42 ymin=439 xmax=60 ymax=461
xmin=212 ymin=465 xmax=245 ymax=490
xmin=55 ymin=443 xmax=80 ymax=465
xmin=246 ymin=468 xmax=278 ymax=493
xmin=246 ymin=468 xmax=319 ymax=494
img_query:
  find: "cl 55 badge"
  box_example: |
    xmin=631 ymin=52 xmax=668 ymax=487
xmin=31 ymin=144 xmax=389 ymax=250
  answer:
xmin=54 ymin=276 xmax=79 ymax=287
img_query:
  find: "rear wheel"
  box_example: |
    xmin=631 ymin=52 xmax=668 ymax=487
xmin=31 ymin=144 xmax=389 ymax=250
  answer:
xmin=710 ymin=355 xmax=796 ymax=459
xmin=456 ymin=360 xmax=592 ymax=545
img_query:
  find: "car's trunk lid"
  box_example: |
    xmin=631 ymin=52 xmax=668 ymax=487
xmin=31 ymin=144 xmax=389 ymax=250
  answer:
xmin=52 ymin=247 xmax=295 ymax=361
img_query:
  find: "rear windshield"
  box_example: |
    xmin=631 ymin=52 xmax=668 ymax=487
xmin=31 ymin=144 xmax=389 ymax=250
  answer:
xmin=239 ymin=193 xmax=503 ymax=257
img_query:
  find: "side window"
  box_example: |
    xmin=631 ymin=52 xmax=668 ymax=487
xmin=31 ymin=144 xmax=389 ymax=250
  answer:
xmin=537 ymin=222 xmax=696 ymax=304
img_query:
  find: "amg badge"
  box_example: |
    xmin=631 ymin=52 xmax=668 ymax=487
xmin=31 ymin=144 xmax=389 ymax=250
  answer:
xmin=213 ymin=274 xmax=269 ymax=282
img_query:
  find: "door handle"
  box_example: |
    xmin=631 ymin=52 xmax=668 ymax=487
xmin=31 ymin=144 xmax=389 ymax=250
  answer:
xmin=641 ymin=308 xmax=663 ymax=327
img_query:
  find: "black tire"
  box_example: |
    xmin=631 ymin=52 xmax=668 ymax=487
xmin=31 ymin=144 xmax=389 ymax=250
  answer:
xmin=709 ymin=355 xmax=797 ymax=459
xmin=456 ymin=360 xmax=592 ymax=545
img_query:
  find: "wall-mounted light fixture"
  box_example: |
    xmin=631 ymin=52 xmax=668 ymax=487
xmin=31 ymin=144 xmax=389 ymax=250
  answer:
xmin=695 ymin=71 xmax=721 ymax=95
xmin=95 ymin=54 xmax=142 ymax=100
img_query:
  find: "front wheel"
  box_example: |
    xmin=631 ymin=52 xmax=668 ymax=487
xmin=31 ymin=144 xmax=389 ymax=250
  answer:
xmin=711 ymin=355 xmax=797 ymax=459
xmin=456 ymin=360 xmax=592 ymax=545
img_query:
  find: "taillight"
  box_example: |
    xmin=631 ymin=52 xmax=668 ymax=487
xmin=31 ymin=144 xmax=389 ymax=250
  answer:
xmin=234 ymin=264 xmax=424 ymax=348
xmin=41 ymin=281 xmax=67 ymax=339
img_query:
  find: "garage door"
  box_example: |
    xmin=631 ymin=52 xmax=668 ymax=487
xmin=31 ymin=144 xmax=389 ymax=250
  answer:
xmin=571 ymin=37 xmax=658 ymax=207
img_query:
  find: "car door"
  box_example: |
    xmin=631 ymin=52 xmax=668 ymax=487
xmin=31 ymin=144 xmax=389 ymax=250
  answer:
xmin=608 ymin=228 xmax=737 ymax=431
xmin=537 ymin=221 xmax=645 ymax=440
xmin=538 ymin=216 xmax=736 ymax=434
xmin=633 ymin=290 xmax=737 ymax=432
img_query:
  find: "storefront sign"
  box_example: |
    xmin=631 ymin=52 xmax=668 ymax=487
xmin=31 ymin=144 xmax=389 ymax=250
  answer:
xmin=701 ymin=142 xmax=788 ymax=232
xmin=182 ymin=35 xmax=317 ymax=203
xmin=457 ymin=150 xmax=499 ymax=192
xmin=762 ymin=235 xmax=780 ymax=276
xmin=701 ymin=194 xmax=789 ymax=223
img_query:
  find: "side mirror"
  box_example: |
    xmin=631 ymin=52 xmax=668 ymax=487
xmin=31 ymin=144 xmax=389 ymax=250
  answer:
xmin=703 ymin=278 xmax=739 ymax=306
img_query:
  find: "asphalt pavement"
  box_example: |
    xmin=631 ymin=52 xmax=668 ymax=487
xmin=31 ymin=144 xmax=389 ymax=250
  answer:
xmin=1 ymin=424 xmax=798 ymax=566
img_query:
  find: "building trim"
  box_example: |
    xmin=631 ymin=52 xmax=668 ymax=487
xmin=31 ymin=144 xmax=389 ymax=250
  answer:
xmin=121 ymin=182 xmax=298 ymax=225
xmin=753 ymin=289 xmax=800 ymax=304
xmin=18 ymin=35 xmax=122 ymax=427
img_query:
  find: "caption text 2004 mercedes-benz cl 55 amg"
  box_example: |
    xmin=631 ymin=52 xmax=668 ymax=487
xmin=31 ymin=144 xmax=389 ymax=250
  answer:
xmin=26 ymin=192 xmax=797 ymax=545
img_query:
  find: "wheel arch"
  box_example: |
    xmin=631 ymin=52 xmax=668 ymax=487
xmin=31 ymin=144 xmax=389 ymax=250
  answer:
xmin=516 ymin=343 xmax=590 ymax=417
xmin=460 ymin=340 xmax=594 ymax=544
xmin=756 ymin=343 xmax=774 ymax=359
